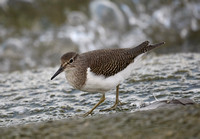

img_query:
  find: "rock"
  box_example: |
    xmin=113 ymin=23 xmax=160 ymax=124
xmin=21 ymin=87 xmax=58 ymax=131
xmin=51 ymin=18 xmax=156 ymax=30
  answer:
xmin=140 ymin=98 xmax=195 ymax=111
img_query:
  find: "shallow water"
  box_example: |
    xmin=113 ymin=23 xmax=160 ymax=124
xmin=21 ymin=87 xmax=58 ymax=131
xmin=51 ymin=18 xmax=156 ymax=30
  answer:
xmin=0 ymin=53 xmax=200 ymax=127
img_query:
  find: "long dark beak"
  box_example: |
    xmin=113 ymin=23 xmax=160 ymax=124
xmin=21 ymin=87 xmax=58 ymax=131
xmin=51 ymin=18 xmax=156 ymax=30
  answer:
xmin=51 ymin=66 xmax=64 ymax=80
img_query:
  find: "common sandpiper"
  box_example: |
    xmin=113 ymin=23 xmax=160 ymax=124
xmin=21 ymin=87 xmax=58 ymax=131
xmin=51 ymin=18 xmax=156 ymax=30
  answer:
xmin=51 ymin=41 xmax=165 ymax=116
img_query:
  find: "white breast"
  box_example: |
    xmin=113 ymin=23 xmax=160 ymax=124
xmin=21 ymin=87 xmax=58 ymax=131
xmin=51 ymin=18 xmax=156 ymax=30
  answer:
xmin=82 ymin=54 xmax=144 ymax=93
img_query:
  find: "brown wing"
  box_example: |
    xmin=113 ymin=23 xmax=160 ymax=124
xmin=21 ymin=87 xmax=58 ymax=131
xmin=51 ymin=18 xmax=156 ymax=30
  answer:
xmin=80 ymin=41 xmax=164 ymax=77
xmin=81 ymin=48 xmax=134 ymax=77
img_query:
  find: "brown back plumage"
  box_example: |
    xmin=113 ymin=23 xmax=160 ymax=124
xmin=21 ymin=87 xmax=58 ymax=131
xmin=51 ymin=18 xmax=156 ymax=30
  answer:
xmin=78 ymin=41 xmax=164 ymax=77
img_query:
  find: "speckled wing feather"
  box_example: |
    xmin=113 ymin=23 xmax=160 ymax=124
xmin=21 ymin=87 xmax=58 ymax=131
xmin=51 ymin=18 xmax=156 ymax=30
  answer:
xmin=81 ymin=41 xmax=164 ymax=77
xmin=85 ymin=49 xmax=133 ymax=77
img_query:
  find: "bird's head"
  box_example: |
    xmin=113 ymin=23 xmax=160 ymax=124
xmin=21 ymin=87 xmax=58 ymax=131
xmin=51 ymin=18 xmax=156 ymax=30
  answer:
xmin=51 ymin=52 xmax=78 ymax=80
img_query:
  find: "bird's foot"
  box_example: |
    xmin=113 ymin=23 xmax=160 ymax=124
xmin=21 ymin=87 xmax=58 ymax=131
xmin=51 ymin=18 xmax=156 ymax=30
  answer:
xmin=118 ymin=100 xmax=123 ymax=105
xmin=82 ymin=111 xmax=93 ymax=117
xmin=100 ymin=100 xmax=123 ymax=111
xmin=99 ymin=105 xmax=117 ymax=111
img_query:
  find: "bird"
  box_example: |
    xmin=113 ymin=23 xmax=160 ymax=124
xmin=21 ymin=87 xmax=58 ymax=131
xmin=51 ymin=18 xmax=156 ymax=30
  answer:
xmin=51 ymin=41 xmax=165 ymax=116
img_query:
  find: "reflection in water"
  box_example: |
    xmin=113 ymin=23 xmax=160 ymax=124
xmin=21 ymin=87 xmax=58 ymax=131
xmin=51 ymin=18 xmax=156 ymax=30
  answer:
xmin=0 ymin=0 xmax=200 ymax=72
xmin=0 ymin=53 xmax=199 ymax=126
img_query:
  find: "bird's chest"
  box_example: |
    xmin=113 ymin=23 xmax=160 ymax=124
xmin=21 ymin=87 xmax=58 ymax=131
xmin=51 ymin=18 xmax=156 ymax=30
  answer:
xmin=65 ymin=69 xmax=86 ymax=90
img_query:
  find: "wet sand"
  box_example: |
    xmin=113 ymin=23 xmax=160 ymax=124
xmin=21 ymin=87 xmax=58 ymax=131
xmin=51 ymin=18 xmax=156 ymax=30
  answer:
xmin=0 ymin=104 xmax=199 ymax=139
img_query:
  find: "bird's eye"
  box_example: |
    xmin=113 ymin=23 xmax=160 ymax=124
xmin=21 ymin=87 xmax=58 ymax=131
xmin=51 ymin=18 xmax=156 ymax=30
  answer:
xmin=69 ymin=58 xmax=73 ymax=63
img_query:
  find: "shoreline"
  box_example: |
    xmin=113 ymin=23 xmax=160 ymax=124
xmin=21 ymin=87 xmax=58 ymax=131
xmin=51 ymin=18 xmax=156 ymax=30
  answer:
xmin=1 ymin=104 xmax=199 ymax=139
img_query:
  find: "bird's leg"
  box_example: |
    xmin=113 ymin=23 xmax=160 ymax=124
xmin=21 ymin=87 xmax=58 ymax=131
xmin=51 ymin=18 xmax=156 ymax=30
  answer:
xmin=100 ymin=84 xmax=122 ymax=111
xmin=83 ymin=93 xmax=105 ymax=117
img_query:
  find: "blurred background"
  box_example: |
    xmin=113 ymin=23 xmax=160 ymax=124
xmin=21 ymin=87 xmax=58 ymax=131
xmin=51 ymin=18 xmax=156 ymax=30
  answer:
xmin=0 ymin=0 xmax=200 ymax=73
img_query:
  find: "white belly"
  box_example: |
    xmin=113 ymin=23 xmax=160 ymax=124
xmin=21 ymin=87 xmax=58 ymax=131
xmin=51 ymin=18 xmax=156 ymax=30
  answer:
xmin=81 ymin=54 xmax=143 ymax=93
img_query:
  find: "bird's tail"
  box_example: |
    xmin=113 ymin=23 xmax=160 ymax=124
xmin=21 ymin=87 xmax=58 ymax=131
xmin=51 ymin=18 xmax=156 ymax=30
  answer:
xmin=130 ymin=41 xmax=165 ymax=57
